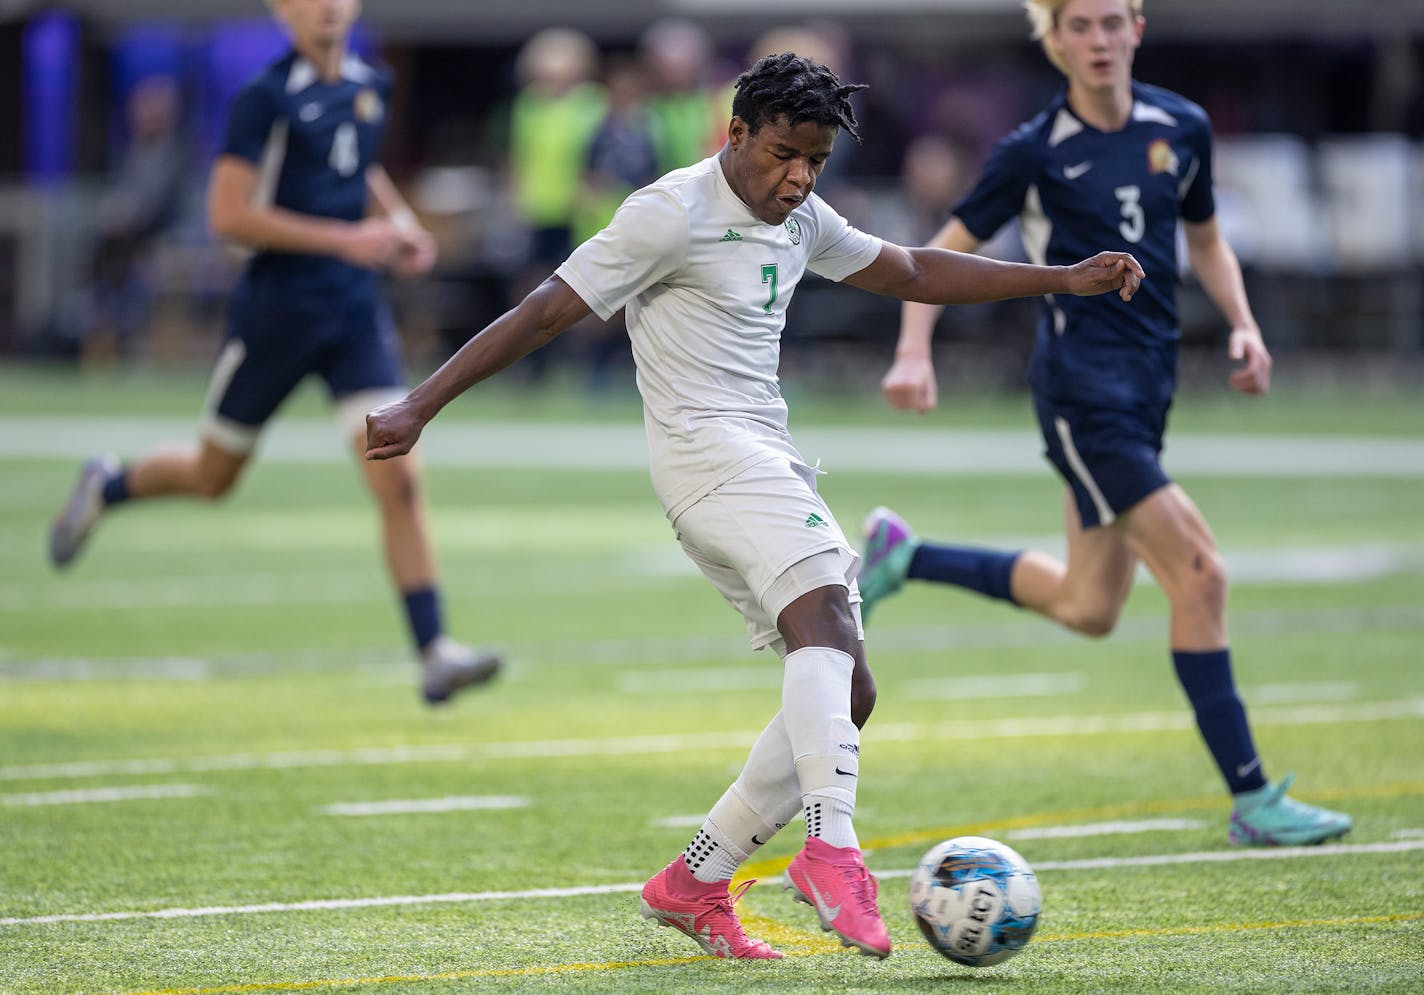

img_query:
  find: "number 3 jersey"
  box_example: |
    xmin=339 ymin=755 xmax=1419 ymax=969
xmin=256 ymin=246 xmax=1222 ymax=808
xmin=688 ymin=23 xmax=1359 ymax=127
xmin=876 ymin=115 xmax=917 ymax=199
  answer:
xmin=954 ymin=82 xmax=1216 ymax=409
xmin=556 ymin=156 xmax=882 ymax=521
xmin=220 ymin=51 xmax=391 ymax=299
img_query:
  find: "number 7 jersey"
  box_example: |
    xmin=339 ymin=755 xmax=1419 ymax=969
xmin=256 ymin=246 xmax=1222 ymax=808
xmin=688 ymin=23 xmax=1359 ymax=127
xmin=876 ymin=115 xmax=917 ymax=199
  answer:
xmin=556 ymin=155 xmax=882 ymax=521
xmin=953 ymin=82 xmax=1216 ymax=407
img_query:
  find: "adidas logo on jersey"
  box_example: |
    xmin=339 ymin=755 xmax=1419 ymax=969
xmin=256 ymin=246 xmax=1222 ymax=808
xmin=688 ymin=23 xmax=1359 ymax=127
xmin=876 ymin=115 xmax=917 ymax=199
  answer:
xmin=805 ymin=513 xmax=828 ymax=528
xmin=720 ymin=229 xmax=743 ymax=241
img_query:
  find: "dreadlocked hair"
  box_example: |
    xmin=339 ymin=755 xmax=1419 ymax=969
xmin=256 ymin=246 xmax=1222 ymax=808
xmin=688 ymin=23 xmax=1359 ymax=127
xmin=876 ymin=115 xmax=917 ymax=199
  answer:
xmin=731 ymin=52 xmax=868 ymax=143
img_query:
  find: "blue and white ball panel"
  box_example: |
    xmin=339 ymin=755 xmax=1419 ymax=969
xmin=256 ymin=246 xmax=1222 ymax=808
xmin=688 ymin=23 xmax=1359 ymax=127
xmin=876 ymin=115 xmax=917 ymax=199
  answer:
xmin=909 ymin=835 xmax=1042 ymax=967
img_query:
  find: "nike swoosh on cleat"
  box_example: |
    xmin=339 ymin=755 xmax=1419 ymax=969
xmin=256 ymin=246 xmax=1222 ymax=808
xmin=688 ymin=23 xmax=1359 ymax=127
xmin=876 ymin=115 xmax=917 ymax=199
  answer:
xmin=804 ymin=876 xmax=843 ymax=923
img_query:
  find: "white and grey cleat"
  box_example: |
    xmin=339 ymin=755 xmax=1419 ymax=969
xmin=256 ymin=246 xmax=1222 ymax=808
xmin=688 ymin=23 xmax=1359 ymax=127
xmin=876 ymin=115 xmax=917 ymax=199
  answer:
xmin=49 ymin=454 xmax=119 ymax=569
xmin=421 ymin=636 xmax=502 ymax=704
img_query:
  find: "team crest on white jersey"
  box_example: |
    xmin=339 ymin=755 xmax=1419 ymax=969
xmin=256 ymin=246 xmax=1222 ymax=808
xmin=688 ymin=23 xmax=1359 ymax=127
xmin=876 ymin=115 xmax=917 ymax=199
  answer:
xmin=784 ymin=217 xmax=802 ymax=245
xmin=1147 ymin=138 xmax=1178 ymax=176
xmin=354 ymin=88 xmax=384 ymax=123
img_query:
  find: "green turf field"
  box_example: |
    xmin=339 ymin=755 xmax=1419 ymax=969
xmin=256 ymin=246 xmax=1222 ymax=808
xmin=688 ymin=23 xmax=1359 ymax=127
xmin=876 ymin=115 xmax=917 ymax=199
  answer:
xmin=2 ymin=365 xmax=1421 ymax=993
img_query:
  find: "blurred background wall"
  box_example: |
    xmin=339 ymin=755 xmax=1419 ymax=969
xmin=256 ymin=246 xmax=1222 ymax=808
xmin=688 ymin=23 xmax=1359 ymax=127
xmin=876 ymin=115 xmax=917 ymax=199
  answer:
xmin=1 ymin=0 xmax=1422 ymax=392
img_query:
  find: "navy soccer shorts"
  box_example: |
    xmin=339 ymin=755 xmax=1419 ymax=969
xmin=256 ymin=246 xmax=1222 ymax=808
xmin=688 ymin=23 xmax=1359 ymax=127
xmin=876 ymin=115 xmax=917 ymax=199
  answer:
xmin=201 ymin=277 xmax=405 ymax=453
xmin=1033 ymin=394 xmax=1173 ymax=529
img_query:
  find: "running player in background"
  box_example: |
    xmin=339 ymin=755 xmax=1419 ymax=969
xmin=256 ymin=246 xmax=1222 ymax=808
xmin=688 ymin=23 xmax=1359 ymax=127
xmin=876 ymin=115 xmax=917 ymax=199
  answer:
xmin=366 ymin=51 xmax=1142 ymax=960
xmin=861 ymin=0 xmax=1351 ymax=846
xmin=48 ymin=0 xmax=501 ymax=706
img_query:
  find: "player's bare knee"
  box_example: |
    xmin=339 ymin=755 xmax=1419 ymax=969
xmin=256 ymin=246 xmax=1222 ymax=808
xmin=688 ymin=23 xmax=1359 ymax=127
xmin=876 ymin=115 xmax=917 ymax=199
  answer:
xmin=1184 ymin=549 xmax=1228 ymax=614
xmin=777 ymin=584 xmax=858 ymax=654
xmin=193 ymin=473 xmax=238 ymax=501
xmin=373 ymin=468 xmax=422 ymax=511
xmin=1064 ymin=602 xmax=1120 ymax=638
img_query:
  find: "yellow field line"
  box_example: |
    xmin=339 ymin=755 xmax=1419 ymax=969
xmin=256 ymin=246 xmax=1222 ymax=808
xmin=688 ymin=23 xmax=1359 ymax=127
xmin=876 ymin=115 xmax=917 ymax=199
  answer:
xmin=122 ymin=913 xmax=1423 ymax=995
xmin=735 ymin=779 xmax=1424 ymax=881
xmin=1037 ymin=912 xmax=1424 ymax=942
xmin=116 ymin=782 xmax=1424 ymax=995
xmin=122 ymin=956 xmax=709 ymax=995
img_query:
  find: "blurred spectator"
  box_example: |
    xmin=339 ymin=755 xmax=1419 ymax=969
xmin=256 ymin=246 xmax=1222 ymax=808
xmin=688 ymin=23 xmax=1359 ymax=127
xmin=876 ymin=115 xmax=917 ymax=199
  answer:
xmin=573 ymin=54 xmax=662 ymax=392
xmin=638 ymin=18 xmax=719 ymax=173
xmin=869 ymin=133 xmax=969 ymax=248
xmin=507 ymin=27 xmax=606 ymax=268
xmin=576 ymin=54 xmax=660 ymax=244
xmin=81 ymin=74 xmax=188 ymax=363
xmin=504 ymin=26 xmax=606 ymax=381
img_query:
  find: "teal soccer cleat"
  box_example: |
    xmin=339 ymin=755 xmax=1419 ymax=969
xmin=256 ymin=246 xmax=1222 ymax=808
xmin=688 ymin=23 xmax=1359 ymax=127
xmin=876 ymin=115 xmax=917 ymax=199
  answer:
xmin=857 ymin=506 xmax=918 ymax=621
xmin=1229 ymin=774 xmax=1352 ymax=846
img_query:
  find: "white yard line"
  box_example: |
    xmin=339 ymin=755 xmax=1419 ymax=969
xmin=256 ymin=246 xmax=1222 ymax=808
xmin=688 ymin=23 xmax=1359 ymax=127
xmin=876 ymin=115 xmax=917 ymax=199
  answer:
xmin=1242 ymin=682 xmax=1358 ymax=704
xmin=320 ymin=795 xmax=529 ymax=816
xmin=905 ymin=672 xmax=1086 ymax=700
xmin=0 ymin=784 xmax=208 ymax=806
xmin=1007 ymin=819 xmax=1208 ymax=840
xmin=11 ymin=543 xmax=1419 ymax=617
xmin=2 ymin=840 xmax=1418 ymax=928
xmin=2 ymin=698 xmax=1420 ymax=784
xmin=871 ymin=841 xmax=1424 ymax=879
xmin=5 ymin=602 xmax=1423 ymax=683
xmin=650 ymin=814 xmax=708 ymax=829
xmin=617 ymin=665 xmax=783 ymax=694
xmin=8 ymin=417 xmax=1424 ymax=476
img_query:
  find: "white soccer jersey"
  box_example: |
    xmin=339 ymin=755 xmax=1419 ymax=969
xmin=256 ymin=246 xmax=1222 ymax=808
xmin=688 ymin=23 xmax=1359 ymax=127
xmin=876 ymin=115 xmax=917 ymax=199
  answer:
xmin=555 ymin=155 xmax=883 ymax=520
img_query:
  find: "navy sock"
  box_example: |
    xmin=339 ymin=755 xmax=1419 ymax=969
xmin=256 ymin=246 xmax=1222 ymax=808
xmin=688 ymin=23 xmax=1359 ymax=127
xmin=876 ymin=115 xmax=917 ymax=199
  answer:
xmin=907 ymin=543 xmax=1020 ymax=605
xmin=101 ymin=468 xmax=131 ymax=507
xmin=402 ymin=587 xmax=443 ymax=652
xmin=1172 ymin=649 xmax=1267 ymax=794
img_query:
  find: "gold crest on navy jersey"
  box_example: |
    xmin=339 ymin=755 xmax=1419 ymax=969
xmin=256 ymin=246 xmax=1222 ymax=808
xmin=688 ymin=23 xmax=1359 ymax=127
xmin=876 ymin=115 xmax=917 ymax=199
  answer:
xmin=1147 ymin=138 xmax=1179 ymax=176
xmin=354 ymin=88 xmax=383 ymax=123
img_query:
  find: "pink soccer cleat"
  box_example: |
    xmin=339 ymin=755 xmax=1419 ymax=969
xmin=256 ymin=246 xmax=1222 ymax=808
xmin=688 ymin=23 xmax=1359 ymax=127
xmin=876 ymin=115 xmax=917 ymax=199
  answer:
xmin=784 ymin=837 xmax=892 ymax=958
xmin=639 ymin=857 xmax=782 ymax=959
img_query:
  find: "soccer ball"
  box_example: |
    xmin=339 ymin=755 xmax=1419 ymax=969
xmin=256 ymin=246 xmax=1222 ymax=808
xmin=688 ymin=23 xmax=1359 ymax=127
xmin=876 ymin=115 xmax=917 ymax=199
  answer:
xmin=908 ymin=835 xmax=1042 ymax=966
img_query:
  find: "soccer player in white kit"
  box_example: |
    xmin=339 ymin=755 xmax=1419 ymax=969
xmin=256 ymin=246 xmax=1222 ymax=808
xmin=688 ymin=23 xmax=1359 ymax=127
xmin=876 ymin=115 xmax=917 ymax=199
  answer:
xmin=366 ymin=52 xmax=1143 ymax=960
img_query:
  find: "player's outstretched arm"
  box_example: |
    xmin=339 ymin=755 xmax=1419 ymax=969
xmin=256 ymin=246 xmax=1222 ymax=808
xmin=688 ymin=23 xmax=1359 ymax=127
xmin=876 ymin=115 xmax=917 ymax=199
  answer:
xmin=882 ymin=218 xmax=985 ymax=414
xmin=365 ymin=276 xmax=593 ymax=460
xmin=846 ymin=242 xmax=1143 ymax=307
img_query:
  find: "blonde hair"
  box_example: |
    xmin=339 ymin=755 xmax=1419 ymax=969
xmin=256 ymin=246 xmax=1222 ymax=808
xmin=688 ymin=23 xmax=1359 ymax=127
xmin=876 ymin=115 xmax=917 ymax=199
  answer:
xmin=1025 ymin=0 xmax=1144 ymax=74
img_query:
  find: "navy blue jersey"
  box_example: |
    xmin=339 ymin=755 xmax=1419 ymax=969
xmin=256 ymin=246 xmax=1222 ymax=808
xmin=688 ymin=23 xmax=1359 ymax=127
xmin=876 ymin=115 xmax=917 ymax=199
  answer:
xmin=221 ymin=51 xmax=391 ymax=296
xmin=954 ymin=82 xmax=1215 ymax=408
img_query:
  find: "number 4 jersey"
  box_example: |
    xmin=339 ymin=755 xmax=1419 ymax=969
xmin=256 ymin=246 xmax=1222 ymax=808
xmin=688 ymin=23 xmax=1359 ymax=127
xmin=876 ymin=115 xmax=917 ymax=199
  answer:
xmin=954 ymin=82 xmax=1216 ymax=409
xmin=220 ymin=51 xmax=391 ymax=298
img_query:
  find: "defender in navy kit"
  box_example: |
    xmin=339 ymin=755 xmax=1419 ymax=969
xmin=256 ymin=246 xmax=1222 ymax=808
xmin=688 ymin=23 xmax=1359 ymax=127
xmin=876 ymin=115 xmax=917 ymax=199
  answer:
xmin=49 ymin=0 xmax=500 ymax=705
xmin=862 ymin=0 xmax=1351 ymax=846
